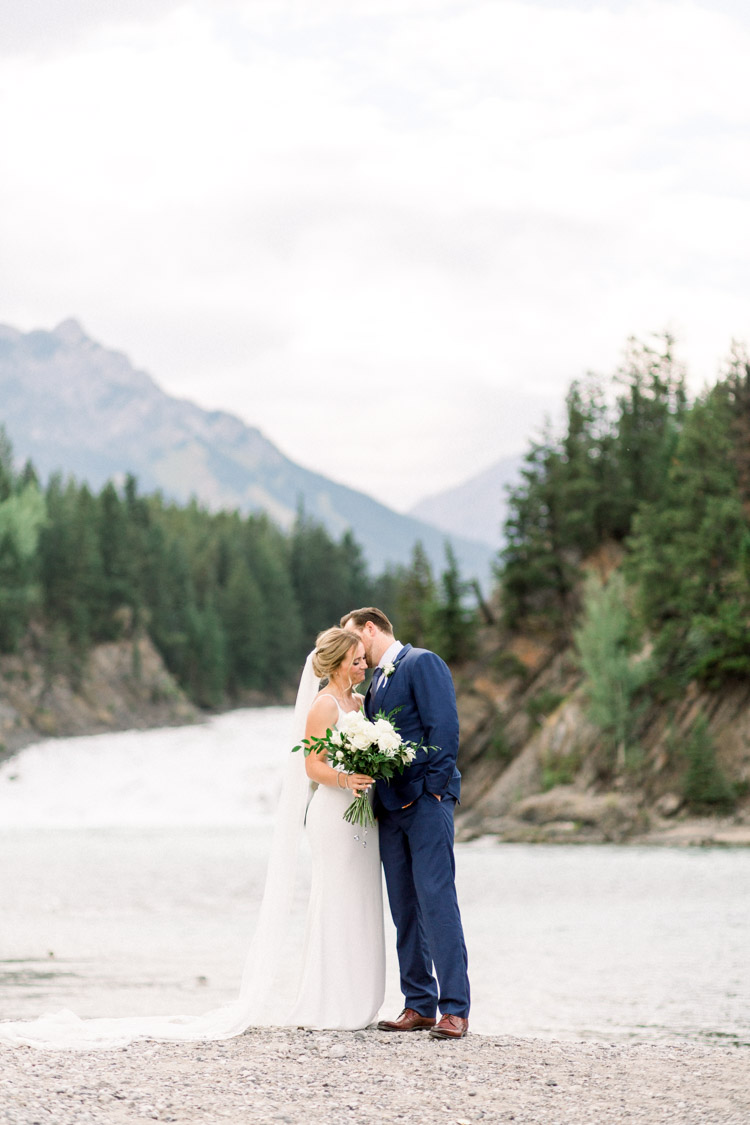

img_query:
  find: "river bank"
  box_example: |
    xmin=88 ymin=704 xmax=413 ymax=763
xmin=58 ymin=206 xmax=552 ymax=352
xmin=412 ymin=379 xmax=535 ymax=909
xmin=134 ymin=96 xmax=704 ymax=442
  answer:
xmin=455 ymin=806 xmax=750 ymax=847
xmin=2 ymin=1026 xmax=748 ymax=1125
xmin=3 ymin=639 xmax=749 ymax=848
xmin=0 ymin=636 xmax=198 ymax=762
xmin=455 ymin=622 xmax=750 ymax=848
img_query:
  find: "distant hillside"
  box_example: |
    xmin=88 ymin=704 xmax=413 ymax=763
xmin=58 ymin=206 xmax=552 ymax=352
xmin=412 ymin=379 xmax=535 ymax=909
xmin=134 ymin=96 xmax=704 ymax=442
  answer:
xmin=0 ymin=319 xmax=492 ymax=582
xmin=408 ymin=453 xmax=522 ymax=548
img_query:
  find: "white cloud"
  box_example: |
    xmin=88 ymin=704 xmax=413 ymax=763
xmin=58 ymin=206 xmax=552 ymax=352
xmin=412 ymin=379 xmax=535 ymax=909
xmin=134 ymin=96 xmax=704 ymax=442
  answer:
xmin=1 ymin=0 xmax=749 ymax=509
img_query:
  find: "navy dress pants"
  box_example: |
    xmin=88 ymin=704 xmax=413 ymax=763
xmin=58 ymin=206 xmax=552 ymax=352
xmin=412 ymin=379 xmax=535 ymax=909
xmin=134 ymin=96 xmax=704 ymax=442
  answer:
xmin=378 ymin=793 xmax=470 ymax=1017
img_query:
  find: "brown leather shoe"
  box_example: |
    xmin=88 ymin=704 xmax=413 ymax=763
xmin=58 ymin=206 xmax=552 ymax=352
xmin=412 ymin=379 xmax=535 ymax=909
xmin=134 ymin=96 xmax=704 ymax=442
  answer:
xmin=377 ymin=1008 xmax=437 ymax=1032
xmin=429 ymin=1013 xmax=469 ymax=1040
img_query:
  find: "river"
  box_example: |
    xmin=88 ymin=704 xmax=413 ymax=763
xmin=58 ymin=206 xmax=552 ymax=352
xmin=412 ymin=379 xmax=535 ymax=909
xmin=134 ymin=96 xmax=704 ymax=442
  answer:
xmin=1 ymin=709 xmax=748 ymax=1044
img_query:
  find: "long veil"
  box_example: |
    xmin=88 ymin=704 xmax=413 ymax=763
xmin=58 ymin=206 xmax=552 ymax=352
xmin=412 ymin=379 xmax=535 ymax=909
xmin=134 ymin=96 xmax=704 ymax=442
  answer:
xmin=0 ymin=654 xmax=320 ymax=1049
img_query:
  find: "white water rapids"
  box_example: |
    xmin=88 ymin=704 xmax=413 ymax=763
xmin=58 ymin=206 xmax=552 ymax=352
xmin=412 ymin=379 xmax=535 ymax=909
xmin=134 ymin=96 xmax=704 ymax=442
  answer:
xmin=1 ymin=709 xmax=749 ymax=1043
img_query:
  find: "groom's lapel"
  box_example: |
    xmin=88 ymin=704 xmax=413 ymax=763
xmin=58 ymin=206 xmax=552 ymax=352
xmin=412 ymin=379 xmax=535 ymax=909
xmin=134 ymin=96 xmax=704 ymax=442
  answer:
xmin=377 ymin=644 xmax=412 ymax=710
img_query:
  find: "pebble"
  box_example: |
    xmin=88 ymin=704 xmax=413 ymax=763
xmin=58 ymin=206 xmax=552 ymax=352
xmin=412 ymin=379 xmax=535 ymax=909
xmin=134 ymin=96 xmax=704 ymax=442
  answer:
xmin=1 ymin=1027 xmax=748 ymax=1125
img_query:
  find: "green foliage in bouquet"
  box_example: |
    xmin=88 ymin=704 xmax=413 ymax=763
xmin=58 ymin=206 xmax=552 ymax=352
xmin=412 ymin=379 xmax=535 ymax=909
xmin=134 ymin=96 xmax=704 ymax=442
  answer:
xmin=293 ymin=707 xmax=431 ymax=828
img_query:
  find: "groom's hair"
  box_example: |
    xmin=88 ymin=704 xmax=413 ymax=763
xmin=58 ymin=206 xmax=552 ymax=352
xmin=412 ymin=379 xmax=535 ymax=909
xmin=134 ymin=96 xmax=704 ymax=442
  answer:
xmin=340 ymin=607 xmax=394 ymax=635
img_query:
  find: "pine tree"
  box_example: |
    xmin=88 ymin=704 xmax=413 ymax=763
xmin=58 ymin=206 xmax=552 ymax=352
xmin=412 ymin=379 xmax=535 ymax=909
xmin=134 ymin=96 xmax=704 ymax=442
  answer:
xmin=246 ymin=521 xmax=303 ymax=689
xmin=725 ymin=345 xmax=750 ymax=521
xmin=220 ymin=559 xmax=267 ymax=692
xmin=613 ymin=333 xmax=687 ymax=530
xmin=140 ymin=520 xmax=198 ymax=687
xmin=337 ymin=530 xmax=373 ymax=611
xmin=395 ymin=541 xmax=436 ymax=648
xmin=0 ymin=426 xmax=14 ymax=503
xmin=290 ymin=512 xmax=348 ymax=638
xmin=39 ymin=478 xmax=105 ymax=656
xmin=184 ymin=600 xmax=227 ymax=707
xmin=574 ymin=572 xmax=651 ymax=770
xmin=682 ymin=715 xmax=736 ymax=813
xmin=97 ymin=482 xmax=140 ymax=637
xmin=627 ymin=379 xmax=750 ymax=686
xmin=500 ymin=434 xmax=579 ymax=629
xmin=0 ymin=478 xmax=47 ymax=650
xmin=499 ymin=336 xmax=688 ymax=632
xmin=429 ymin=542 xmax=477 ymax=663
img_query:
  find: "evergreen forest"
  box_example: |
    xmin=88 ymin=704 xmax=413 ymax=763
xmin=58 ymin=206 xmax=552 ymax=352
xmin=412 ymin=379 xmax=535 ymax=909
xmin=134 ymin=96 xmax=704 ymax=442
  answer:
xmin=1 ymin=332 xmax=749 ymax=741
xmin=494 ymin=334 xmax=750 ymax=814
xmin=0 ymin=429 xmax=473 ymax=707
xmin=501 ymin=335 xmax=750 ymax=695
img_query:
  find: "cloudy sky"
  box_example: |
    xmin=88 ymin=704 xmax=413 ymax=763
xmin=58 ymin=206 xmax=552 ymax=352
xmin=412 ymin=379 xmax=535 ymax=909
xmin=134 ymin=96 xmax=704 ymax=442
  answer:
xmin=1 ymin=0 xmax=749 ymax=510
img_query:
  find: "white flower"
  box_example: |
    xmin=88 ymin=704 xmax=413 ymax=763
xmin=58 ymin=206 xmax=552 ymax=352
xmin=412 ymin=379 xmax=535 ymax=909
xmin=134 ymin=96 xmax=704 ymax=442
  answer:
xmin=382 ymin=661 xmax=396 ymax=678
xmin=334 ymin=709 xmax=377 ymax=751
xmin=339 ymin=710 xmax=370 ymax=735
xmin=373 ymin=718 xmax=402 ymax=753
xmin=330 ymin=730 xmax=343 ymax=746
xmin=335 ymin=750 xmax=344 ymax=760
xmin=373 ymin=717 xmax=398 ymax=739
xmin=350 ymin=729 xmax=373 ymax=750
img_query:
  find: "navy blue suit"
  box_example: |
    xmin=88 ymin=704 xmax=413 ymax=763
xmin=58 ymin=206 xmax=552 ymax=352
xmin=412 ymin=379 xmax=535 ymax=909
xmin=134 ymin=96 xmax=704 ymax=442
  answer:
xmin=366 ymin=644 xmax=470 ymax=1018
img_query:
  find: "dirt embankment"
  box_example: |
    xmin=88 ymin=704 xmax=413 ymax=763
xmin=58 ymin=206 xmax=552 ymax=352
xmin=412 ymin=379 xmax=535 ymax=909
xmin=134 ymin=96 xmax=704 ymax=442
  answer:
xmin=454 ymin=626 xmax=750 ymax=847
xmin=0 ymin=635 xmax=198 ymax=762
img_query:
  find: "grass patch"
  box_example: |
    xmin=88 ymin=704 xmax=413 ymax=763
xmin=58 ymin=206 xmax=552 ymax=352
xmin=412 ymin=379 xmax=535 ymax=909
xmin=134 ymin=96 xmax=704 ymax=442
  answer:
xmin=682 ymin=714 xmax=737 ymax=813
xmin=491 ymin=651 xmax=528 ymax=680
xmin=525 ymin=690 xmax=564 ymax=727
xmin=541 ymin=747 xmax=583 ymax=791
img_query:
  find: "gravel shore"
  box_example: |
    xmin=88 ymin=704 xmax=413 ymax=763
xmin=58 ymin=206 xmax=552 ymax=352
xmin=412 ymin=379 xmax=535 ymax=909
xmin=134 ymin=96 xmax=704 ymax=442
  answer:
xmin=2 ymin=1027 xmax=748 ymax=1125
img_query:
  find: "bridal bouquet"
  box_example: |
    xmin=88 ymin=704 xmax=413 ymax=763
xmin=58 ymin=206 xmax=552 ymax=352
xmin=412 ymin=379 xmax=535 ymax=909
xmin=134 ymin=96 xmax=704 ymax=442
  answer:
xmin=293 ymin=708 xmax=425 ymax=828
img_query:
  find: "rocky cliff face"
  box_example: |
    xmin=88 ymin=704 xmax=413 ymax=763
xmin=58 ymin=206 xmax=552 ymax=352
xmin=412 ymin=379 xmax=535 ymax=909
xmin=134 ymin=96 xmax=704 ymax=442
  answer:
xmin=0 ymin=633 xmax=197 ymax=761
xmin=454 ymin=628 xmax=750 ymax=846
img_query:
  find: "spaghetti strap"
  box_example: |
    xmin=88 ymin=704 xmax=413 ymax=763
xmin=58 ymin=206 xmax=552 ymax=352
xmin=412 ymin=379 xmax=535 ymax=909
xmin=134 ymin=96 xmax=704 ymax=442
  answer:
xmin=316 ymin=694 xmax=364 ymax=714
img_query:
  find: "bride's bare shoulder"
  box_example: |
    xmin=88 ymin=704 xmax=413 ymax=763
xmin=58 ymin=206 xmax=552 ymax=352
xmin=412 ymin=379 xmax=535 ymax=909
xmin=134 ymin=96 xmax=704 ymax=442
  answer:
xmin=308 ymin=692 xmax=339 ymax=719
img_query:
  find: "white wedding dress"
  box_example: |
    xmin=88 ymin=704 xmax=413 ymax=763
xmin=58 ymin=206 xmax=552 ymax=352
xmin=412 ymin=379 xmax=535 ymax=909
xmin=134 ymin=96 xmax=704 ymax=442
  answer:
xmin=288 ymin=696 xmax=385 ymax=1030
xmin=0 ymin=658 xmax=385 ymax=1049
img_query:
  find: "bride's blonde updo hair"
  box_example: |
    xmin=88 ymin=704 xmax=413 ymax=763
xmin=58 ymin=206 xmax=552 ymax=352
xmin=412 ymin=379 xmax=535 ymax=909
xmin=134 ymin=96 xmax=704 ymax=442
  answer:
xmin=312 ymin=626 xmax=360 ymax=680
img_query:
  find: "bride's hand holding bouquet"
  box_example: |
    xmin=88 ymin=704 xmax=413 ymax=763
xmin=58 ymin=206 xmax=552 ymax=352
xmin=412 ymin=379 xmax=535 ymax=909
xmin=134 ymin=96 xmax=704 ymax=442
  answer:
xmin=293 ymin=707 xmax=429 ymax=828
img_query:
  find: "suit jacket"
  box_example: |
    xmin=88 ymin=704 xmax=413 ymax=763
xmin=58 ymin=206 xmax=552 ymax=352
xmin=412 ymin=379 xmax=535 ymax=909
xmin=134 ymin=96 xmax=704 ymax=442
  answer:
xmin=365 ymin=644 xmax=461 ymax=812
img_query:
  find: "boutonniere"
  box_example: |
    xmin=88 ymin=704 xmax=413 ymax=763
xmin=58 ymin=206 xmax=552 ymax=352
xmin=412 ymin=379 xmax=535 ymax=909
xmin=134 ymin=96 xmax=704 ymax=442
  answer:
xmin=382 ymin=661 xmax=396 ymax=679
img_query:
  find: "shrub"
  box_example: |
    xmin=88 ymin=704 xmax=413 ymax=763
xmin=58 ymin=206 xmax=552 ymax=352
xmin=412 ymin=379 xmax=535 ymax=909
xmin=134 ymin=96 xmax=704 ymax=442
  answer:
xmin=682 ymin=715 xmax=736 ymax=813
xmin=574 ymin=571 xmax=651 ymax=771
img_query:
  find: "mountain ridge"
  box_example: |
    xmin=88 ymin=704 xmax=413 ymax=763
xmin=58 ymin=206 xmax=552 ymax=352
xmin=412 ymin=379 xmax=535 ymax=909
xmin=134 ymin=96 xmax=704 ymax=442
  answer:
xmin=0 ymin=319 xmax=493 ymax=582
xmin=408 ymin=452 xmax=523 ymax=548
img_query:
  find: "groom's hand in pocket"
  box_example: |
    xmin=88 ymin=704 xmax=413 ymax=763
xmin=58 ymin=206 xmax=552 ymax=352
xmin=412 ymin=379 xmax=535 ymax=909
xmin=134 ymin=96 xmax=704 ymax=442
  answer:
xmin=401 ymin=793 xmax=441 ymax=808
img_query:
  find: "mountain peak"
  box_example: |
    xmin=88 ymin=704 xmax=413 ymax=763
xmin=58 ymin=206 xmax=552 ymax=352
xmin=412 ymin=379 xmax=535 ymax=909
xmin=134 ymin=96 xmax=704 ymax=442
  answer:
xmin=0 ymin=320 xmax=493 ymax=581
xmin=53 ymin=318 xmax=88 ymax=347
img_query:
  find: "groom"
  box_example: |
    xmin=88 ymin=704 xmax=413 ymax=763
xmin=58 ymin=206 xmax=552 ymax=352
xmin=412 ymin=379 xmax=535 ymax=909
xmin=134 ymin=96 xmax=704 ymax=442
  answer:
xmin=341 ymin=607 xmax=470 ymax=1039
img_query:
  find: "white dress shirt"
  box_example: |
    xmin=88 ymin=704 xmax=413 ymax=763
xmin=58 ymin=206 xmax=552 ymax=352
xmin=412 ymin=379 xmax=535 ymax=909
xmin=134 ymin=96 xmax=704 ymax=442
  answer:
xmin=378 ymin=639 xmax=404 ymax=671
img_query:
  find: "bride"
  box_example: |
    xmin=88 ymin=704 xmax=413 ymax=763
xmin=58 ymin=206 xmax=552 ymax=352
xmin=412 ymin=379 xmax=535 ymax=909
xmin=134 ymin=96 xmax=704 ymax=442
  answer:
xmin=286 ymin=627 xmax=384 ymax=1030
xmin=0 ymin=627 xmax=385 ymax=1048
